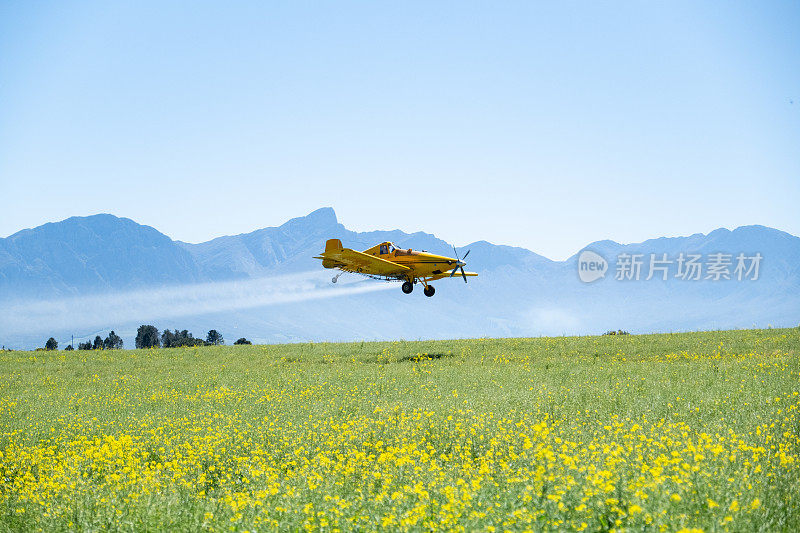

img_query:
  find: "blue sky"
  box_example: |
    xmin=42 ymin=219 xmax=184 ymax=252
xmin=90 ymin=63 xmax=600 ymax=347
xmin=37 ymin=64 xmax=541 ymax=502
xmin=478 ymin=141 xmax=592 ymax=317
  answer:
xmin=1 ymin=1 xmax=798 ymax=259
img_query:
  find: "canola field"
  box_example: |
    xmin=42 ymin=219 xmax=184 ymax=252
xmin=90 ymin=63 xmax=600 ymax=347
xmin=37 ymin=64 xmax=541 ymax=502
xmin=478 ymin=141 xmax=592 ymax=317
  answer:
xmin=1 ymin=328 xmax=799 ymax=532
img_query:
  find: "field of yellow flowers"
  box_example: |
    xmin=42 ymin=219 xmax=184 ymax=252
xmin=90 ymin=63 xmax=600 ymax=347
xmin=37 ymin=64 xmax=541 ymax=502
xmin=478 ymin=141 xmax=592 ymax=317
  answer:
xmin=1 ymin=328 xmax=798 ymax=531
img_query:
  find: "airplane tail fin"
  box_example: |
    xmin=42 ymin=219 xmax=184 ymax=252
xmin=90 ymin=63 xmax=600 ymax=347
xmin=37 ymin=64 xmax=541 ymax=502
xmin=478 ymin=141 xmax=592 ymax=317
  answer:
xmin=318 ymin=239 xmax=344 ymax=269
xmin=325 ymin=239 xmax=343 ymax=252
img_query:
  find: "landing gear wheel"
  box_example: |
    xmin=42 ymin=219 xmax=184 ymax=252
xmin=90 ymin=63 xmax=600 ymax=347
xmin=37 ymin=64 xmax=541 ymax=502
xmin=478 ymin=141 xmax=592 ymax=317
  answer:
xmin=423 ymin=285 xmax=435 ymax=297
xmin=401 ymin=281 xmax=414 ymax=294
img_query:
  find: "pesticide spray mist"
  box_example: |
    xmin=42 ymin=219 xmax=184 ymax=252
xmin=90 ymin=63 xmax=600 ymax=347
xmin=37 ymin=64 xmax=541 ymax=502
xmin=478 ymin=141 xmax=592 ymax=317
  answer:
xmin=0 ymin=270 xmax=394 ymax=340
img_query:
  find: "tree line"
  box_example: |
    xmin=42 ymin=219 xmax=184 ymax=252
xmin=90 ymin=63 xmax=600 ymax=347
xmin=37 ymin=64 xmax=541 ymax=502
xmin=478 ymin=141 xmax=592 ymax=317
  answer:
xmin=40 ymin=327 xmax=252 ymax=350
xmin=134 ymin=325 xmax=251 ymax=349
xmin=43 ymin=331 xmax=123 ymax=351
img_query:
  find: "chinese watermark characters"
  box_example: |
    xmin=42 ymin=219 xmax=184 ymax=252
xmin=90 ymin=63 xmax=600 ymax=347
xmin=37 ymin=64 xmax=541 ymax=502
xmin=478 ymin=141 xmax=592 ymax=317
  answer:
xmin=613 ymin=252 xmax=762 ymax=282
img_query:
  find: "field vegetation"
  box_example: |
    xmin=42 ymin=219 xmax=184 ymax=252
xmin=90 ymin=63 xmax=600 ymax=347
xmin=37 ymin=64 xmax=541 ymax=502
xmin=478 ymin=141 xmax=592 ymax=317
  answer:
xmin=1 ymin=328 xmax=798 ymax=531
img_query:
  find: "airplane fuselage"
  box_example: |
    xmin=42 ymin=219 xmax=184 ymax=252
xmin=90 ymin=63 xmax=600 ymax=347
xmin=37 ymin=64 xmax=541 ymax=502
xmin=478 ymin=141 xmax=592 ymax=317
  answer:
xmin=363 ymin=243 xmax=461 ymax=280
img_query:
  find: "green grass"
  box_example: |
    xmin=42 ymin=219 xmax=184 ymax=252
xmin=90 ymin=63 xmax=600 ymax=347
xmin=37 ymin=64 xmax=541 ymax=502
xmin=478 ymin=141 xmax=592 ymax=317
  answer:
xmin=1 ymin=328 xmax=799 ymax=531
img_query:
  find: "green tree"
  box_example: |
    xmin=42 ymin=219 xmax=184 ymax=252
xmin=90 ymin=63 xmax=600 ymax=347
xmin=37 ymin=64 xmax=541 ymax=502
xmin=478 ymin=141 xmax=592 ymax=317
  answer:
xmin=162 ymin=329 xmax=205 ymax=348
xmin=103 ymin=331 xmax=123 ymax=350
xmin=93 ymin=335 xmax=103 ymax=350
xmin=174 ymin=335 xmax=204 ymax=347
xmin=206 ymin=330 xmax=223 ymax=346
xmin=78 ymin=340 xmax=92 ymax=350
xmin=44 ymin=337 xmax=58 ymax=351
xmin=234 ymin=338 xmax=252 ymax=345
xmin=135 ymin=325 xmax=160 ymax=349
xmin=65 ymin=344 xmax=74 ymax=351
xmin=161 ymin=329 xmax=176 ymax=348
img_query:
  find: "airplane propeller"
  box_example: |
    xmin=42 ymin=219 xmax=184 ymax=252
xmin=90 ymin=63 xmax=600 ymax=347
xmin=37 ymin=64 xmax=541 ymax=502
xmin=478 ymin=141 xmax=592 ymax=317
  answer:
xmin=450 ymin=246 xmax=471 ymax=283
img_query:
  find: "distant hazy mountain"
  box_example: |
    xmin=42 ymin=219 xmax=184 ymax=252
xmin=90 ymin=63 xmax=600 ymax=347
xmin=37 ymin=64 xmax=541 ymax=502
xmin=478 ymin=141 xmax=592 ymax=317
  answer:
xmin=0 ymin=214 xmax=202 ymax=298
xmin=177 ymin=208 xmax=555 ymax=279
xmin=1 ymin=208 xmax=798 ymax=349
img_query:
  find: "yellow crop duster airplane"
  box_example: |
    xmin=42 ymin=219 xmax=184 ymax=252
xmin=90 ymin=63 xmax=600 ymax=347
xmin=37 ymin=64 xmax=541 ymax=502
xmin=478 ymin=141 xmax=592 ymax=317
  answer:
xmin=315 ymin=239 xmax=477 ymax=297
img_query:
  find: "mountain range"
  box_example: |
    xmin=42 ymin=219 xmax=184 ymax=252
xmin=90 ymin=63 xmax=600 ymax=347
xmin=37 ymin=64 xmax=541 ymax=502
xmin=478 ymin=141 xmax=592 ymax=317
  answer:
xmin=1 ymin=208 xmax=798 ymax=349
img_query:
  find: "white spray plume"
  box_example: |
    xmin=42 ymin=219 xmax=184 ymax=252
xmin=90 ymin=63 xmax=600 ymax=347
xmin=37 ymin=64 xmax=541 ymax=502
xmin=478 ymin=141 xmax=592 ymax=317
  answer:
xmin=0 ymin=270 xmax=394 ymax=335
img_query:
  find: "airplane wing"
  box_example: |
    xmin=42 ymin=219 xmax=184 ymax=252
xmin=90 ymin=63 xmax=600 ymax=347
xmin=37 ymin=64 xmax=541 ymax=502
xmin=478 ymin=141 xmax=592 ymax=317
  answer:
xmin=314 ymin=248 xmax=411 ymax=276
xmin=427 ymin=271 xmax=479 ymax=281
